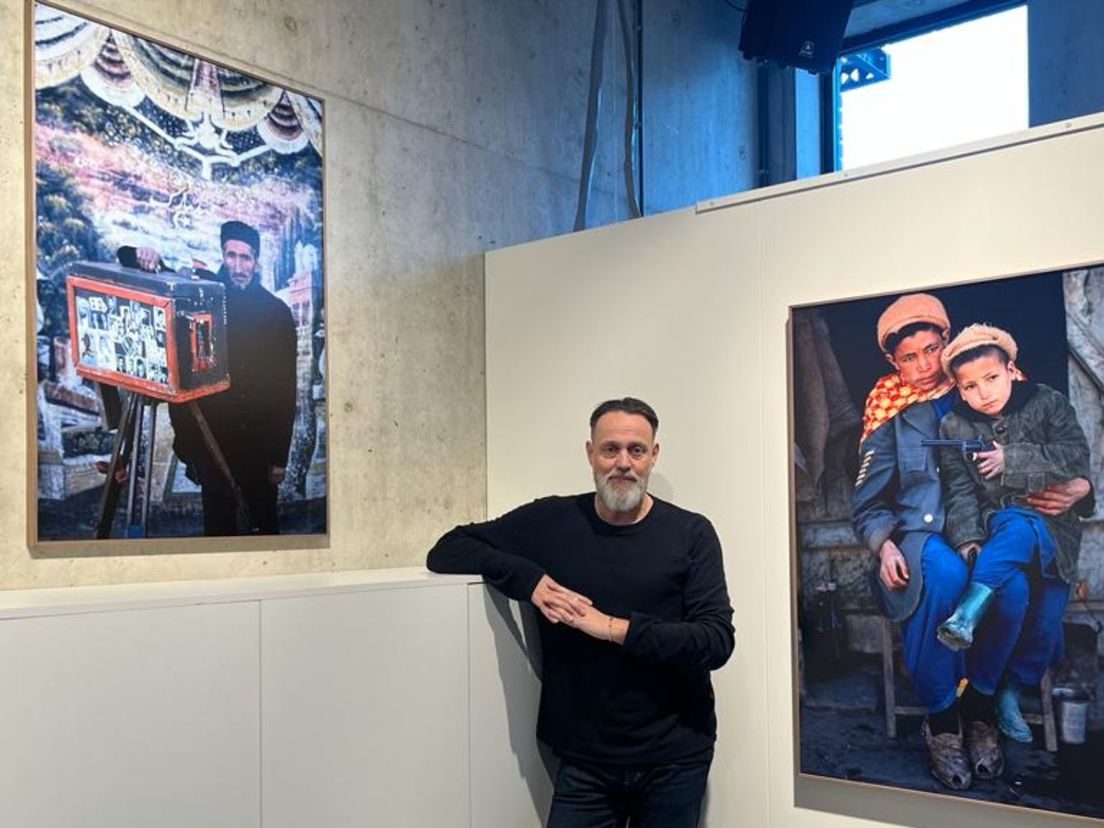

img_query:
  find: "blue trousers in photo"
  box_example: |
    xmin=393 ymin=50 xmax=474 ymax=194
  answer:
xmin=546 ymin=755 xmax=711 ymax=828
xmin=900 ymin=512 xmax=1071 ymax=710
xmin=899 ymin=534 xmax=969 ymax=713
xmin=964 ymin=507 xmax=1070 ymax=693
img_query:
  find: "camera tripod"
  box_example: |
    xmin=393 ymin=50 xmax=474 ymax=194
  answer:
xmin=95 ymin=393 xmax=252 ymax=538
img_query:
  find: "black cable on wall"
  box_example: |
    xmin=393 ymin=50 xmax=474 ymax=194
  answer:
xmin=574 ymin=0 xmax=611 ymax=232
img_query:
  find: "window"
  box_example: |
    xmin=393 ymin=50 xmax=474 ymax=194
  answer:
xmin=833 ymin=5 xmax=1027 ymax=170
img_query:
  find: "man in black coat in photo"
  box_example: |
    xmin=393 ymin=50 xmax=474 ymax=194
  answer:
xmin=121 ymin=220 xmax=297 ymax=535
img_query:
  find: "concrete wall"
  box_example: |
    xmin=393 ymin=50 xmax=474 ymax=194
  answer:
xmin=640 ymin=0 xmax=758 ymax=212
xmin=1029 ymin=0 xmax=1104 ymax=126
xmin=4 ymin=0 xmax=756 ymax=590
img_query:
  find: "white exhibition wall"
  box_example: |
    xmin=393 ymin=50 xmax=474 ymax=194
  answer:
xmin=485 ymin=114 xmax=1104 ymax=828
xmin=0 ymin=571 xmax=529 ymax=828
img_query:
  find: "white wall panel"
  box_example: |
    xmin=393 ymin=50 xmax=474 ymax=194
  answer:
xmin=486 ymin=205 xmax=769 ymax=828
xmin=758 ymin=120 xmax=1104 ymax=828
xmin=467 ymin=584 xmax=551 ymax=827
xmin=0 ymin=602 xmax=260 ymax=828
xmin=485 ymin=117 xmax=1104 ymax=828
xmin=260 ymin=583 xmax=469 ymax=828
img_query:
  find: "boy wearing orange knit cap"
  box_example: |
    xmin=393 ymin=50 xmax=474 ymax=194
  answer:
xmin=934 ymin=323 xmax=1092 ymax=775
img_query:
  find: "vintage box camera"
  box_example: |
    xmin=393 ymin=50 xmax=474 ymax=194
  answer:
xmin=65 ymin=262 xmax=230 ymax=402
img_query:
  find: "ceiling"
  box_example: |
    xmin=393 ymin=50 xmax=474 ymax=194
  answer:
xmin=845 ymin=0 xmax=1016 ymax=41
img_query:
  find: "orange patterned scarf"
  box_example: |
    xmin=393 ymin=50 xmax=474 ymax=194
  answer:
xmin=860 ymin=372 xmax=955 ymax=444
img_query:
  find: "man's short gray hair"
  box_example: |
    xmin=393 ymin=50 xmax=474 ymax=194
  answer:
xmin=589 ymin=397 xmax=659 ymax=435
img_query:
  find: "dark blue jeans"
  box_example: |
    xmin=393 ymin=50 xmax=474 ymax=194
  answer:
xmin=546 ymin=755 xmax=711 ymax=828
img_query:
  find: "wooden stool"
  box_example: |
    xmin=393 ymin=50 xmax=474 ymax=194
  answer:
xmin=1022 ymin=669 xmax=1059 ymax=752
xmin=880 ymin=616 xmax=1058 ymax=751
xmin=880 ymin=617 xmax=926 ymax=738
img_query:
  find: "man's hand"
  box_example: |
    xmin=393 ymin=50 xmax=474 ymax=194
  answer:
xmin=974 ymin=443 xmax=1004 ymax=480
xmin=566 ymin=605 xmax=628 ymax=644
xmin=269 ymin=465 xmax=286 ymax=485
xmin=1024 ymin=477 xmax=1091 ymax=516
xmin=135 ymin=247 xmax=163 ymax=272
xmin=878 ymin=539 xmax=909 ymax=590
xmin=531 ymin=574 xmax=592 ymax=624
xmin=957 ymin=541 xmax=981 ymax=565
xmin=94 ymin=459 xmax=127 ymax=484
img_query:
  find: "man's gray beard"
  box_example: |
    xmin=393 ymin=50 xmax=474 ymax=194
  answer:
xmin=595 ymin=471 xmax=648 ymax=513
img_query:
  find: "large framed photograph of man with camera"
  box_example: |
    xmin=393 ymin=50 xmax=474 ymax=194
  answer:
xmin=29 ymin=1 xmax=327 ymax=551
xmin=790 ymin=266 xmax=1104 ymax=821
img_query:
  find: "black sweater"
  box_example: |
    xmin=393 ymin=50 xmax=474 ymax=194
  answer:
xmin=426 ymin=494 xmax=734 ymax=764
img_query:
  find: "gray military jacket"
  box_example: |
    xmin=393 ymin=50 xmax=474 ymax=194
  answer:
xmin=851 ymin=399 xmax=947 ymax=622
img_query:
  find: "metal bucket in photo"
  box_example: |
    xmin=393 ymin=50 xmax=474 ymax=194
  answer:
xmin=1057 ymin=696 xmax=1089 ymax=745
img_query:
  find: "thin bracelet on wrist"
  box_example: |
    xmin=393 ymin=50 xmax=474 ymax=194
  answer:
xmin=607 ymin=615 xmax=614 ymax=643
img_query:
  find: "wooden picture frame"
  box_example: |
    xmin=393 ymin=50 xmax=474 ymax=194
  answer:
xmin=27 ymin=1 xmax=328 ymax=553
xmin=790 ymin=264 xmax=1104 ymax=822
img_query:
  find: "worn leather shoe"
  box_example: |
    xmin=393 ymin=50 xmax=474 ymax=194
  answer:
xmin=966 ymin=719 xmax=1005 ymax=779
xmin=922 ymin=721 xmax=972 ymax=790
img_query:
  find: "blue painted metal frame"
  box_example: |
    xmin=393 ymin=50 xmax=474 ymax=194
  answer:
xmin=839 ymin=49 xmax=890 ymax=91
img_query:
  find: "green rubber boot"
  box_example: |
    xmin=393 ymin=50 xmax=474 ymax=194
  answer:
xmin=996 ymin=680 xmax=1033 ymax=743
xmin=937 ymin=583 xmax=995 ymax=652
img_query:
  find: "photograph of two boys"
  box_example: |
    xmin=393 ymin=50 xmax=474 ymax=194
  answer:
xmin=791 ymin=266 xmax=1104 ymax=819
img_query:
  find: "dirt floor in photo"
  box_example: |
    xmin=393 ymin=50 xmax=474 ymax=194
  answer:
xmin=800 ymin=659 xmax=1104 ymax=820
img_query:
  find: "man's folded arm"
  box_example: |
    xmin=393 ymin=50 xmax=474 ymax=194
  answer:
xmin=426 ymin=523 xmax=545 ymax=603
xmin=621 ymin=520 xmax=734 ymax=671
xmin=623 ymin=607 xmax=734 ymax=671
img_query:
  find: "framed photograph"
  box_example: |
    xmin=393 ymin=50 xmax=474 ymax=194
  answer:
xmin=790 ymin=265 xmax=1104 ymax=820
xmin=28 ymin=1 xmax=327 ymax=551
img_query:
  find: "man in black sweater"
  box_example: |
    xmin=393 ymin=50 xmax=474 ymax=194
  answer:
xmin=427 ymin=397 xmax=734 ymax=828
